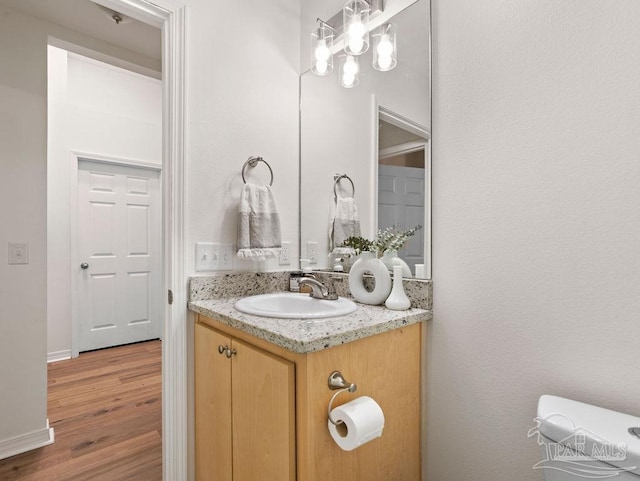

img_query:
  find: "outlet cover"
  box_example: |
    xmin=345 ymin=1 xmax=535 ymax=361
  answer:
xmin=307 ymin=241 xmax=318 ymax=264
xmin=280 ymin=241 xmax=291 ymax=265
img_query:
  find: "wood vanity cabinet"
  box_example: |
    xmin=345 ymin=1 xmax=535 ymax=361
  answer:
xmin=195 ymin=314 xmax=422 ymax=481
xmin=195 ymin=322 xmax=295 ymax=481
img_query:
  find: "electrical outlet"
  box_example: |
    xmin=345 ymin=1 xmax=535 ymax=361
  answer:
xmin=219 ymin=243 xmax=234 ymax=270
xmin=195 ymin=242 xmax=217 ymax=271
xmin=280 ymin=241 xmax=291 ymax=265
xmin=307 ymin=241 xmax=318 ymax=264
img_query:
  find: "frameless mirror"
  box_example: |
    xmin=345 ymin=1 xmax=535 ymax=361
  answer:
xmin=299 ymin=0 xmax=431 ymax=278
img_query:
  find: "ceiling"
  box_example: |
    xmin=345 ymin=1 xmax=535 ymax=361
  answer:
xmin=379 ymin=119 xmax=425 ymax=150
xmin=0 ymin=0 xmax=161 ymax=62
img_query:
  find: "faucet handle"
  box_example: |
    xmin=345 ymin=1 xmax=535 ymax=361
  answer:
xmin=325 ymin=276 xmax=341 ymax=300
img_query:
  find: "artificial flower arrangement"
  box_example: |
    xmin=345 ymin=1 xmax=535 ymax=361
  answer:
xmin=342 ymin=224 xmax=422 ymax=256
xmin=373 ymin=225 xmax=422 ymax=254
xmin=339 ymin=236 xmax=374 ymax=255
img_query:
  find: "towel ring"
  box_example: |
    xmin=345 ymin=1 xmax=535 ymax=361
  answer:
xmin=242 ymin=156 xmax=274 ymax=187
xmin=333 ymin=174 xmax=355 ymax=199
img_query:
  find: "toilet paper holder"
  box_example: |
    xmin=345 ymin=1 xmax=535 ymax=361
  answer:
xmin=327 ymin=371 xmax=357 ymax=426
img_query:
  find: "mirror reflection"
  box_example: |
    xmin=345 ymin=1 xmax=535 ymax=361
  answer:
xmin=300 ymin=0 xmax=431 ymax=278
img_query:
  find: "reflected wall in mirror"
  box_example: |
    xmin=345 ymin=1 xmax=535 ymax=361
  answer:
xmin=300 ymin=0 xmax=431 ymax=278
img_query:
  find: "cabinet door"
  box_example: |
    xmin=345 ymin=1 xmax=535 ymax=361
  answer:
xmin=195 ymin=323 xmax=232 ymax=481
xmin=231 ymin=339 xmax=296 ymax=481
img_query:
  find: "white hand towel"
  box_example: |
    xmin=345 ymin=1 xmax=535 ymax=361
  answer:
xmin=237 ymin=183 xmax=282 ymax=261
xmin=329 ymin=194 xmax=361 ymax=251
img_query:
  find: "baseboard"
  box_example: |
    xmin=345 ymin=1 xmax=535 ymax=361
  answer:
xmin=0 ymin=419 xmax=55 ymax=461
xmin=47 ymin=349 xmax=71 ymax=363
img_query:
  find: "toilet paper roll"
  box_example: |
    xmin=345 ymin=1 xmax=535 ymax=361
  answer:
xmin=327 ymin=396 xmax=385 ymax=451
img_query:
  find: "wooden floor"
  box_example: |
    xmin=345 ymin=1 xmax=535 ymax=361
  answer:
xmin=0 ymin=340 xmax=162 ymax=481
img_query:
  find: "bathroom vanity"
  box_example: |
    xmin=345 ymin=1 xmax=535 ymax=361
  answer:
xmin=189 ymin=273 xmax=432 ymax=481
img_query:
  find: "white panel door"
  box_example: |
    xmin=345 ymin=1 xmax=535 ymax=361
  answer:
xmin=77 ymin=160 xmax=161 ymax=352
xmin=378 ymin=163 xmax=425 ymax=273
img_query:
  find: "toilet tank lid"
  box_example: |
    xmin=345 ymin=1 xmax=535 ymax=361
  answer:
xmin=536 ymin=395 xmax=640 ymax=475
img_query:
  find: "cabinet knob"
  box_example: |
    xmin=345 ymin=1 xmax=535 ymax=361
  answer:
xmin=225 ymin=348 xmax=237 ymax=358
xmin=218 ymin=345 xmax=226 ymax=355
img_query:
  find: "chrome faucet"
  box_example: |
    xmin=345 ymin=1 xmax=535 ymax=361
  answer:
xmin=299 ymin=277 xmax=338 ymax=300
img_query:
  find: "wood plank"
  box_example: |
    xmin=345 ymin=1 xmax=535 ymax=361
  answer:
xmin=0 ymin=340 xmax=162 ymax=481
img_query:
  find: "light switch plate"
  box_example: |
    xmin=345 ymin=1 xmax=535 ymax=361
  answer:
xmin=218 ymin=243 xmax=234 ymax=271
xmin=195 ymin=242 xmax=216 ymax=271
xmin=8 ymin=242 xmax=28 ymax=265
xmin=196 ymin=242 xmax=234 ymax=271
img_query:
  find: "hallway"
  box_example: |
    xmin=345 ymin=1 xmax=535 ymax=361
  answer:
xmin=0 ymin=340 xmax=162 ymax=480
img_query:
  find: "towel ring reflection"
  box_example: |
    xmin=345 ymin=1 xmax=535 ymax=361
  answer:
xmin=333 ymin=174 xmax=355 ymax=199
xmin=242 ymin=156 xmax=274 ymax=187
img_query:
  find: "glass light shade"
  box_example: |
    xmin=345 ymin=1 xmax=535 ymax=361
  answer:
xmin=343 ymin=0 xmax=370 ymax=55
xmin=372 ymin=23 xmax=397 ymax=71
xmin=311 ymin=23 xmax=334 ymax=75
xmin=340 ymin=55 xmax=360 ymax=88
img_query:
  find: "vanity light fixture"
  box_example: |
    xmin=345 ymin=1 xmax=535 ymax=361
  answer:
xmin=310 ymin=0 xmax=393 ymax=88
xmin=343 ymin=0 xmax=371 ymax=55
xmin=372 ymin=23 xmax=397 ymax=71
xmin=340 ymin=55 xmax=360 ymax=88
xmin=311 ymin=19 xmax=334 ymax=76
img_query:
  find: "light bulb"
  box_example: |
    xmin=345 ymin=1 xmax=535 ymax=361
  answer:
xmin=377 ymin=34 xmax=393 ymax=57
xmin=315 ymin=60 xmax=329 ymax=74
xmin=348 ymin=18 xmax=366 ymax=39
xmin=377 ymin=55 xmax=392 ymax=70
xmin=348 ymin=37 xmax=365 ymax=54
xmin=314 ymin=39 xmax=330 ymax=62
xmin=342 ymin=73 xmax=356 ymax=87
xmin=343 ymin=56 xmax=359 ymax=76
xmin=346 ymin=18 xmax=366 ymax=54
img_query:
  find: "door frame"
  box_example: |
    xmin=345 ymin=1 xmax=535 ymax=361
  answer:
xmin=375 ymin=103 xmax=432 ymax=279
xmin=71 ymin=153 xmax=163 ymax=356
xmin=89 ymin=1 xmax=187 ymax=479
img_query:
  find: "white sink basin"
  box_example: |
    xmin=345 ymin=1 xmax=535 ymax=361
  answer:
xmin=234 ymin=292 xmax=357 ymax=319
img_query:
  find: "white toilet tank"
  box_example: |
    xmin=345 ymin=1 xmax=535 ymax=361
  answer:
xmin=533 ymin=395 xmax=640 ymax=480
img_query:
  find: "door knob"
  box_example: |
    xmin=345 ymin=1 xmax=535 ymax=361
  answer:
xmin=80 ymin=263 xmax=89 ymax=269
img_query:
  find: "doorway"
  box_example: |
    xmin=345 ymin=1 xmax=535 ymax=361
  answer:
xmin=377 ymin=108 xmax=431 ymax=275
xmin=48 ymin=43 xmax=164 ymax=359
xmin=0 ymin=0 xmax=185 ymax=476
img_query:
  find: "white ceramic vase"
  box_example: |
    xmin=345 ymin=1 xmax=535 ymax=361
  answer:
xmin=385 ymin=265 xmax=411 ymax=311
xmin=380 ymin=250 xmax=412 ymax=278
xmin=348 ymin=251 xmax=392 ymax=305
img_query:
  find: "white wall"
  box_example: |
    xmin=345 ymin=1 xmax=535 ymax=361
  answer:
xmin=47 ymin=48 xmax=162 ymax=360
xmin=185 ymin=0 xmax=301 ymax=274
xmin=0 ymin=13 xmax=48 ymax=445
xmin=0 ymin=2 xmax=160 ymax=457
xmin=429 ymin=1 xmax=640 ymax=480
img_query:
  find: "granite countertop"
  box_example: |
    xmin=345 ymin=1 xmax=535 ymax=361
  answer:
xmin=189 ymin=297 xmax=432 ymax=354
